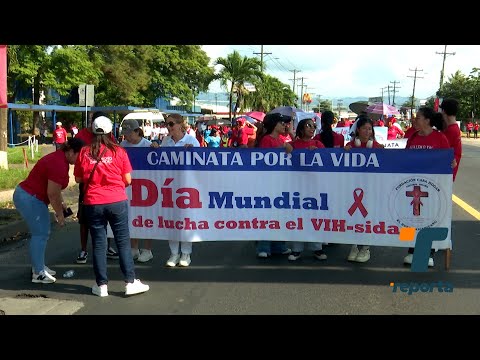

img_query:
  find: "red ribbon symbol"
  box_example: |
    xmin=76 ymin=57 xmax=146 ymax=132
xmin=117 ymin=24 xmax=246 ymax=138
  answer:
xmin=348 ymin=188 xmax=368 ymax=218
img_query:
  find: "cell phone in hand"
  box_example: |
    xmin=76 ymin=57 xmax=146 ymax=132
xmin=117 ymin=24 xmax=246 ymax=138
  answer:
xmin=63 ymin=207 xmax=73 ymax=218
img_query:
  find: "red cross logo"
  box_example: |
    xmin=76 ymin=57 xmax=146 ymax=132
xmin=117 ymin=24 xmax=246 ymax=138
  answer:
xmin=406 ymin=185 xmax=429 ymax=216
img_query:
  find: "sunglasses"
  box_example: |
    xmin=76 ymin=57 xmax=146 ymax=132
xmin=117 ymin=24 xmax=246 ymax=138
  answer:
xmin=306 ymin=123 xmax=317 ymax=129
xmin=167 ymin=121 xmax=176 ymax=127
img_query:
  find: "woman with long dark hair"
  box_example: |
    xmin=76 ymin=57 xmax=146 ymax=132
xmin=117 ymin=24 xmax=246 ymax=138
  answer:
xmin=74 ymin=114 xmax=149 ymax=297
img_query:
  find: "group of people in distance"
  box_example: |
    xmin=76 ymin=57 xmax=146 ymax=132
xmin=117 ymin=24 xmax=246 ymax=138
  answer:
xmin=12 ymin=98 xmax=461 ymax=298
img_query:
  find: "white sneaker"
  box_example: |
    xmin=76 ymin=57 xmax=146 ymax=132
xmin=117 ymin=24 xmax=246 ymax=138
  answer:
xmin=166 ymin=253 xmax=180 ymax=267
xmin=347 ymin=245 xmax=359 ymax=261
xmin=428 ymin=257 xmax=434 ymax=267
xmin=355 ymin=248 xmax=370 ymax=263
xmin=257 ymin=251 xmax=269 ymax=258
xmin=125 ymin=279 xmax=150 ymax=295
xmin=404 ymin=253 xmax=413 ymax=265
xmin=92 ymin=284 xmax=108 ymax=297
xmin=179 ymin=253 xmax=191 ymax=267
xmin=131 ymin=248 xmax=140 ymax=261
xmin=32 ymin=270 xmax=56 ymax=284
xmin=137 ymin=249 xmax=153 ymax=263
xmin=31 ymin=266 xmax=56 ymax=276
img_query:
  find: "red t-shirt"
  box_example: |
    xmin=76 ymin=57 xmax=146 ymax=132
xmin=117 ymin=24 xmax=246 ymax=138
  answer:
xmin=53 ymin=128 xmax=68 ymax=144
xmin=313 ymin=132 xmax=344 ymax=148
xmin=387 ymin=125 xmax=404 ymax=140
xmin=345 ymin=139 xmax=383 ymax=149
xmin=259 ymin=134 xmax=285 ymax=148
xmin=290 ymin=138 xmax=325 ymax=149
xmin=279 ymin=133 xmax=293 ymax=143
xmin=406 ymin=130 xmax=450 ymax=150
xmin=442 ymin=123 xmax=462 ymax=181
xmin=74 ymin=145 xmax=133 ymax=205
xmin=75 ymin=128 xmax=116 ymax=145
xmin=19 ymin=150 xmax=70 ymax=205
xmin=404 ymin=127 xmax=417 ymax=139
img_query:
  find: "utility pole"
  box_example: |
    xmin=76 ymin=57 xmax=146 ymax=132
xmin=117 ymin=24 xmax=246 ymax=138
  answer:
xmin=337 ymin=99 xmax=343 ymax=118
xmin=289 ymin=69 xmax=301 ymax=94
xmin=380 ymin=87 xmax=388 ymax=103
xmin=390 ymin=80 xmax=401 ymax=106
xmin=253 ymin=45 xmax=272 ymax=73
xmin=386 ymin=85 xmax=391 ymax=105
xmin=297 ymin=77 xmax=307 ymax=110
xmin=436 ymin=45 xmax=456 ymax=95
xmin=215 ymin=93 xmax=218 ymax=114
xmin=407 ymin=67 xmax=424 ymax=120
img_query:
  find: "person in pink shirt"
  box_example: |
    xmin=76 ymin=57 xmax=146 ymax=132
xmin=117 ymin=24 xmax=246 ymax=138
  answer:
xmin=344 ymin=115 xmax=384 ymax=263
xmin=386 ymin=117 xmax=405 ymax=140
xmin=466 ymin=120 xmax=473 ymax=138
xmin=74 ymin=114 xmax=149 ymax=297
xmin=474 ymin=121 xmax=479 ymax=139
xmin=288 ymin=119 xmax=327 ymax=261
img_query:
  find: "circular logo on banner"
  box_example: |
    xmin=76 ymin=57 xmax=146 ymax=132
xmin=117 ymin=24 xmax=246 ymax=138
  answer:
xmin=388 ymin=176 xmax=447 ymax=229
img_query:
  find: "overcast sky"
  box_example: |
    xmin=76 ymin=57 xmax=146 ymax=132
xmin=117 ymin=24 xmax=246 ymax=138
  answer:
xmin=201 ymin=45 xmax=479 ymax=101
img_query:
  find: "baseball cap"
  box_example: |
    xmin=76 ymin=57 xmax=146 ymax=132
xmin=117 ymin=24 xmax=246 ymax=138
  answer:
xmin=56 ymin=121 xmax=62 ymax=126
xmin=121 ymin=119 xmax=140 ymax=135
xmin=92 ymin=116 xmax=113 ymax=135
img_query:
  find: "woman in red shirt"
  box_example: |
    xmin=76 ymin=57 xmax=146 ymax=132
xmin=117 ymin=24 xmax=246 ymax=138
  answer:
xmin=313 ymin=110 xmax=345 ymax=148
xmin=288 ymin=119 xmax=327 ymax=261
xmin=13 ymin=138 xmax=85 ymax=284
xmin=74 ymin=114 xmax=149 ymax=297
xmin=255 ymin=112 xmax=293 ymax=258
xmin=345 ymin=115 xmax=384 ymax=263
xmin=403 ymin=107 xmax=452 ymax=268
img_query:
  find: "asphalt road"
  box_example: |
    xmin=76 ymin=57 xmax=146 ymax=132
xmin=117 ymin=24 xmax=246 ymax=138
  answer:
xmin=1 ymin=139 xmax=480 ymax=315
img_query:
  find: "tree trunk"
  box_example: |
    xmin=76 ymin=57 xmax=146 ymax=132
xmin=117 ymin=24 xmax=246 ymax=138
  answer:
xmin=0 ymin=107 xmax=8 ymax=169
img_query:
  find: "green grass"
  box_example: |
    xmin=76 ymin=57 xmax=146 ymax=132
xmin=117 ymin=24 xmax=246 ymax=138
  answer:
xmin=0 ymin=168 xmax=31 ymax=191
xmin=7 ymin=146 xmax=42 ymax=164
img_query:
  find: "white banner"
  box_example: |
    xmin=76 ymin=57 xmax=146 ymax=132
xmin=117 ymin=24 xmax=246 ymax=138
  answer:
xmin=108 ymin=148 xmax=454 ymax=250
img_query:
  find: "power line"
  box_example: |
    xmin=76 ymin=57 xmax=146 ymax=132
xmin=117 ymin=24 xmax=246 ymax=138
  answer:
xmin=390 ymin=80 xmax=401 ymax=106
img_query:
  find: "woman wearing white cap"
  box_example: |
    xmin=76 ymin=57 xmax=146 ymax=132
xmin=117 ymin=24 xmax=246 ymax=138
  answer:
xmin=74 ymin=113 xmax=150 ymax=297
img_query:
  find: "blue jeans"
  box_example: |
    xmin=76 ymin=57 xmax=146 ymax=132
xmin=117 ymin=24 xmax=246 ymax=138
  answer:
xmin=291 ymin=241 xmax=323 ymax=253
xmin=13 ymin=186 xmax=51 ymax=274
xmin=84 ymin=200 xmax=135 ymax=285
xmin=256 ymin=241 xmax=290 ymax=255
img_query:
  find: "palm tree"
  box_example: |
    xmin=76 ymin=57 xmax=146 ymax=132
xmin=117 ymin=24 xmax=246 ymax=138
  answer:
xmin=215 ymin=51 xmax=262 ymax=121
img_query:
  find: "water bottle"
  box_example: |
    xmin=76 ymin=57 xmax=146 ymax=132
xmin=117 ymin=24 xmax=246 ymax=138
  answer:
xmin=63 ymin=270 xmax=75 ymax=278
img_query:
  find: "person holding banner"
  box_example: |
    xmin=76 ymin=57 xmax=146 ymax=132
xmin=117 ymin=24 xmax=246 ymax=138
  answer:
xmin=439 ymin=98 xmax=462 ymax=181
xmin=403 ymin=106 xmax=453 ymax=268
xmin=120 ymin=119 xmax=159 ymax=263
xmin=255 ymin=112 xmax=293 ymax=258
xmin=344 ymin=115 xmax=384 ymax=263
xmin=74 ymin=114 xmax=150 ymax=297
xmin=161 ymin=113 xmax=200 ymax=267
xmin=288 ymin=119 xmax=327 ymax=261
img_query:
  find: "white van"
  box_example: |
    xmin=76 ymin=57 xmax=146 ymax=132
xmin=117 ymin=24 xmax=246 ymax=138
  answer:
xmin=119 ymin=110 xmax=165 ymax=136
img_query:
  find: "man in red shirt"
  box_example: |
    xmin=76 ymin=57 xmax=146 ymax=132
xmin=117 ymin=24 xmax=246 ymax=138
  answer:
xmin=53 ymin=122 xmax=68 ymax=150
xmin=439 ymin=98 xmax=462 ymax=181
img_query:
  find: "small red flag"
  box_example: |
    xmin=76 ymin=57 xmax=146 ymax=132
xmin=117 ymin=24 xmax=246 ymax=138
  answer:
xmin=433 ymin=97 xmax=440 ymax=112
xmin=0 ymin=45 xmax=7 ymax=108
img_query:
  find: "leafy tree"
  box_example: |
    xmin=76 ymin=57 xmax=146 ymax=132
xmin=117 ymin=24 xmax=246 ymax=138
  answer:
xmin=243 ymin=74 xmax=295 ymax=112
xmin=215 ymin=51 xmax=262 ymax=120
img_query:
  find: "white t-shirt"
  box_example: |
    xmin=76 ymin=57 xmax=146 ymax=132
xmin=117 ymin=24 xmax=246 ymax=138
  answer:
xmin=120 ymin=137 xmax=152 ymax=148
xmin=161 ymin=134 xmax=200 ymax=147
